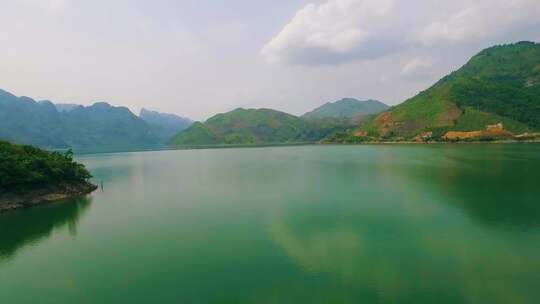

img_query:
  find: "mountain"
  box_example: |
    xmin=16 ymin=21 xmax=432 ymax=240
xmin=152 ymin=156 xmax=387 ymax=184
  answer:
xmin=55 ymin=103 xmax=81 ymax=113
xmin=171 ymin=108 xmax=309 ymax=145
xmin=0 ymin=89 xmax=159 ymax=149
xmin=0 ymin=90 xmax=68 ymax=148
xmin=355 ymin=41 xmax=540 ymax=140
xmin=170 ymin=107 xmax=354 ymax=145
xmin=302 ymin=98 xmax=388 ymax=120
xmin=139 ymin=108 xmax=192 ymax=142
xmin=60 ymin=102 xmax=159 ymax=148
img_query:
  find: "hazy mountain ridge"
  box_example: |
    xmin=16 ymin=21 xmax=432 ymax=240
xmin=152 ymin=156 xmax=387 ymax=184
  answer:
xmin=54 ymin=103 xmax=81 ymax=113
xmin=59 ymin=102 xmax=160 ymax=148
xmin=0 ymin=90 xmax=187 ymax=149
xmin=0 ymin=90 xmax=68 ymax=148
xmin=140 ymin=108 xmax=193 ymax=142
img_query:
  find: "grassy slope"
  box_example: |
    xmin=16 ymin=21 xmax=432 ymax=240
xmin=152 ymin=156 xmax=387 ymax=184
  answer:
xmin=207 ymin=108 xmax=307 ymax=143
xmin=302 ymin=98 xmax=388 ymax=120
xmin=453 ymin=108 xmax=530 ymax=133
xmin=171 ymin=108 xmax=310 ymax=145
xmin=364 ymin=41 xmax=540 ymax=139
xmin=450 ymin=42 xmax=540 ymax=128
xmin=170 ymin=107 xmax=357 ymax=145
xmin=171 ymin=122 xmax=218 ymax=145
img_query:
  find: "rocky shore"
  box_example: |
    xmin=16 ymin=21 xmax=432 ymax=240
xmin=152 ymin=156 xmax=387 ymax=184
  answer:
xmin=0 ymin=182 xmax=97 ymax=213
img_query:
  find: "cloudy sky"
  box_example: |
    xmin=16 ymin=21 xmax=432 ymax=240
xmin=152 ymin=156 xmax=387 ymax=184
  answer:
xmin=1 ymin=0 xmax=539 ymax=120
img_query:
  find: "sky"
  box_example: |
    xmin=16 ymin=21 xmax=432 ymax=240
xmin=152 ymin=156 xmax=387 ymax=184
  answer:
xmin=1 ymin=0 xmax=539 ymax=121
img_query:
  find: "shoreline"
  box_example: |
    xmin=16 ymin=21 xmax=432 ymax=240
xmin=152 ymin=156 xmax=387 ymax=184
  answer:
xmin=321 ymin=139 xmax=540 ymax=145
xmin=0 ymin=182 xmax=97 ymax=213
xmin=73 ymin=139 xmax=540 ymax=155
xmin=169 ymin=139 xmax=540 ymax=149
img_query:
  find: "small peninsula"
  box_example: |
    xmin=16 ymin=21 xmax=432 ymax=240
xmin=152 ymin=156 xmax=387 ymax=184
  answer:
xmin=0 ymin=141 xmax=97 ymax=212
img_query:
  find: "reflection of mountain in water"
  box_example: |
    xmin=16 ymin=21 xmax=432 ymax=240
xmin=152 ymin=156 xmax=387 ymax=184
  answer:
xmin=0 ymin=197 xmax=92 ymax=260
xmin=402 ymin=145 xmax=540 ymax=228
xmin=267 ymin=145 xmax=540 ymax=303
xmin=269 ymin=208 xmax=540 ymax=304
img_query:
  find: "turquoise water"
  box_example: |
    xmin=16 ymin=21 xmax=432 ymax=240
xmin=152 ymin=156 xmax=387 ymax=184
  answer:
xmin=1 ymin=144 xmax=540 ymax=303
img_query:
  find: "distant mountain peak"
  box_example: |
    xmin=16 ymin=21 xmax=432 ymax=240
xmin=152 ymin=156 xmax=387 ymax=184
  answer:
xmin=171 ymin=107 xmax=310 ymax=146
xmin=0 ymin=90 xmax=161 ymax=149
xmin=139 ymin=108 xmax=193 ymax=142
xmin=54 ymin=103 xmax=81 ymax=113
xmin=140 ymin=108 xmax=191 ymax=122
xmin=91 ymin=101 xmax=113 ymax=108
xmin=302 ymin=98 xmax=388 ymax=120
xmin=0 ymin=89 xmax=17 ymax=99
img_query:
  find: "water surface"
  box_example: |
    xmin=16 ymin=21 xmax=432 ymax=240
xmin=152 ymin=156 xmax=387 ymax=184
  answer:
xmin=1 ymin=144 xmax=540 ymax=303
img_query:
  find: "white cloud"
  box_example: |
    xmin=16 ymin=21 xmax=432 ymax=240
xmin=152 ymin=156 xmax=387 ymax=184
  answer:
xmin=415 ymin=0 xmax=540 ymax=46
xmin=261 ymin=0 xmax=397 ymax=65
xmin=262 ymin=0 xmax=540 ymax=66
xmin=401 ymin=58 xmax=436 ymax=79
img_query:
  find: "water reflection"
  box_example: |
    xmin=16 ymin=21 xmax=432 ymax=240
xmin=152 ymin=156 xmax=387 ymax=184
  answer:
xmin=270 ymin=219 xmax=363 ymax=278
xmin=0 ymin=196 xmax=92 ymax=260
xmin=402 ymin=145 xmax=540 ymax=228
xmin=1 ymin=145 xmax=539 ymax=303
xmin=269 ymin=209 xmax=540 ymax=304
xmin=268 ymin=145 xmax=540 ymax=303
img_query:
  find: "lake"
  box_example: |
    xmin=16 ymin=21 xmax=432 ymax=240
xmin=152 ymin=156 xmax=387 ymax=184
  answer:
xmin=1 ymin=144 xmax=540 ymax=303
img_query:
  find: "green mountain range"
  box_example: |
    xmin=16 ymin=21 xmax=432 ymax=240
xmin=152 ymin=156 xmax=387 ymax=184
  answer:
xmin=355 ymin=41 xmax=540 ymax=140
xmin=169 ymin=40 xmax=534 ymax=146
xmin=59 ymin=102 xmax=160 ymax=148
xmin=55 ymin=103 xmax=81 ymax=113
xmin=0 ymin=91 xmax=68 ymax=148
xmin=3 ymin=42 xmax=538 ymax=148
xmin=302 ymin=98 xmax=388 ymax=120
xmin=170 ymin=107 xmax=356 ymax=145
xmin=171 ymin=108 xmax=309 ymax=145
xmin=0 ymin=90 xmax=184 ymax=149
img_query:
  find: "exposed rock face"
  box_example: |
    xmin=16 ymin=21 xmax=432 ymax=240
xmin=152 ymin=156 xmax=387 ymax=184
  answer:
xmin=0 ymin=182 xmax=97 ymax=212
xmin=443 ymin=122 xmax=513 ymax=140
xmin=443 ymin=130 xmax=485 ymax=140
xmin=353 ymin=131 xmax=368 ymax=137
